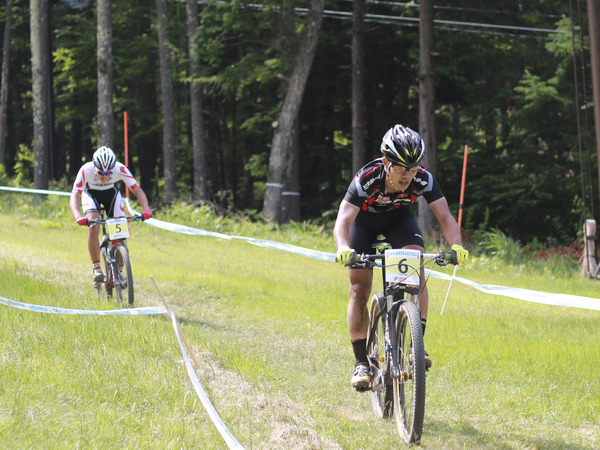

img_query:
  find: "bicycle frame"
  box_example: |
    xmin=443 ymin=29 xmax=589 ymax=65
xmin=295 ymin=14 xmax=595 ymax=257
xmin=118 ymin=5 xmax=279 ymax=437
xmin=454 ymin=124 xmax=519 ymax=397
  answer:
xmin=351 ymin=246 xmax=454 ymax=444
xmin=365 ymin=252 xmax=423 ymax=383
xmin=99 ymin=222 xmax=125 ymax=288
xmin=88 ymin=214 xmax=141 ymax=307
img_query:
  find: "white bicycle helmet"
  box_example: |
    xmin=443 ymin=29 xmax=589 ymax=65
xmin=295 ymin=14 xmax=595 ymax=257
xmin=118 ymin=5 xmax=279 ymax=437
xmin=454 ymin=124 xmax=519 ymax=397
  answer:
xmin=380 ymin=125 xmax=425 ymax=168
xmin=92 ymin=146 xmax=117 ymax=172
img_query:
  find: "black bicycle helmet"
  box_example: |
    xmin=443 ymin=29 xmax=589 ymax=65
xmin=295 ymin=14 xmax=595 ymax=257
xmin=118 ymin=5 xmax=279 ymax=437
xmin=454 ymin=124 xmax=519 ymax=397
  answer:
xmin=92 ymin=146 xmax=117 ymax=172
xmin=380 ymin=124 xmax=425 ymax=168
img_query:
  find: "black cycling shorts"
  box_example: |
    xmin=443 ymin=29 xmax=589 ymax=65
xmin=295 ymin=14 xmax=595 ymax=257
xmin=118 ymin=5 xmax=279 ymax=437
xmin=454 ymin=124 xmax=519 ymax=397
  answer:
xmin=82 ymin=186 xmax=122 ymax=217
xmin=349 ymin=206 xmax=424 ymax=255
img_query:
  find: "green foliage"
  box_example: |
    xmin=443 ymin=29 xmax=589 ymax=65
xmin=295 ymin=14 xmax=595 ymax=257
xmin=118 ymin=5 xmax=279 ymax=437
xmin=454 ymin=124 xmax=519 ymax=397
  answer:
xmin=13 ymin=145 xmax=34 ymax=186
xmin=476 ymin=227 xmax=580 ymax=278
xmin=0 ymin=165 xmax=8 ymax=185
xmin=245 ymin=153 xmax=269 ymax=179
xmin=157 ymin=200 xmax=333 ymax=251
xmin=0 ymin=191 xmax=71 ymax=221
xmin=479 ymin=228 xmax=524 ymax=265
xmin=0 ymin=0 xmax=594 ymax=248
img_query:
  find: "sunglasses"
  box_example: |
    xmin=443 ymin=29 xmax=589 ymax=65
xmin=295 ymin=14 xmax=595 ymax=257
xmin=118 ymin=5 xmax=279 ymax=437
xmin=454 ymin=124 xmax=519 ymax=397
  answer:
xmin=97 ymin=170 xmax=112 ymax=176
xmin=388 ymin=165 xmax=418 ymax=175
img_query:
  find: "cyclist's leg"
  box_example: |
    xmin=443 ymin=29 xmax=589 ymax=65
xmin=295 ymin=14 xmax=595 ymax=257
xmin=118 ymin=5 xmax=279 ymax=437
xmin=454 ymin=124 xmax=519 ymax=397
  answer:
xmin=348 ymin=220 xmax=377 ymax=389
xmin=81 ymin=191 xmax=102 ymax=264
xmin=348 ymin=268 xmax=373 ymax=341
xmin=348 ymin=268 xmax=373 ymax=388
xmin=107 ymin=187 xmax=125 ymax=218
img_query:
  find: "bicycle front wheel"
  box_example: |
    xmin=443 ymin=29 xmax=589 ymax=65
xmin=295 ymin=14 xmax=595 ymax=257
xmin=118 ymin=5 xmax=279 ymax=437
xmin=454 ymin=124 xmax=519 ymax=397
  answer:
xmin=368 ymin=291 xmax=393 ymax=418
xmin=393 ymin=300 xmax=426 ymax=444
xmin=114 ymin=243 xmax=134 ymax=307
xmin=101 ymin=247 xmax=112 ymax=299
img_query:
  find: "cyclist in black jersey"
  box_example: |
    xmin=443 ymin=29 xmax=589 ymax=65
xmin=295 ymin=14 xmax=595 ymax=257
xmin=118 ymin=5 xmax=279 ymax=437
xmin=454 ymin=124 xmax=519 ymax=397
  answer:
xmin=333 ymin=124 xmax=469 ymax=391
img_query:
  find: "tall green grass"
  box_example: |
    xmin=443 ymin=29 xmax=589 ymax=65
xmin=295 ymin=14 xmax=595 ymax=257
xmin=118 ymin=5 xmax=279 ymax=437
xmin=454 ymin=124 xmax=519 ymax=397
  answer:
xmin=1 ymin=193 xmax=599 ymax=448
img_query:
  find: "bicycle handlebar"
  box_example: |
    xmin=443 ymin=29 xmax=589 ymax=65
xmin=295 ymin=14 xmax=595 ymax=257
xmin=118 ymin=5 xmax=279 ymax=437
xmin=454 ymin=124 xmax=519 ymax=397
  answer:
xmin=87 ymin=215 xmax=144 ymax=227
xmin=347 ymin=250 xmax=457 ymax=269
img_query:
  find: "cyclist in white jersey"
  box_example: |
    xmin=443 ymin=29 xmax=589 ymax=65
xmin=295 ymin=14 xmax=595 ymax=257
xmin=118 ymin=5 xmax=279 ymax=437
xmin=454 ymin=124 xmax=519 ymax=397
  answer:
xmin=69 ymin=146 xmax=152 ymax=284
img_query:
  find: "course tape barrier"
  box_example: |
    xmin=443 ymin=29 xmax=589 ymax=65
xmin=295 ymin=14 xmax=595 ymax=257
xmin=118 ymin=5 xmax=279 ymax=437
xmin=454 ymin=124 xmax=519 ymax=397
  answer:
xmin=0 ymin=294 xmax=244 ymax=449
xmin=0 ymin=296 xmax=167 ymax=315
xmin=425 ymin=270 xmax=600 ymax=311
xmin=2 ymin=186 xmax=599 ymax=310
xmin=167 ymin=309 xmax=244 ymax=449
xmin=0 ymin=185 xmax=71 ymax=196
xmin=143 ymin=215 xmax=336 ymax=262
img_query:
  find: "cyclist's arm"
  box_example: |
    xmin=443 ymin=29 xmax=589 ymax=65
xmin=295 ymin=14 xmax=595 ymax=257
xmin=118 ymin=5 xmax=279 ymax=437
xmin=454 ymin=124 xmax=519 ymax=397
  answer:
xmin=333 ymin=200 xmax=360 ymax=249
xmin=429 ymin=196 xmax=462 ymax=247
xmin=130 ymin=185 xmax=151 ymax=211
xmin=69 ymin=190 xmax=84 ymax=220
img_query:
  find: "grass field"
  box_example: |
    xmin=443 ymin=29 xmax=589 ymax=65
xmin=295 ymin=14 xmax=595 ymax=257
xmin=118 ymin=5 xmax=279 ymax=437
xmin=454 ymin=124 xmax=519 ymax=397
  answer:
xmin=1 ymin=194 xmax=599 ymax=448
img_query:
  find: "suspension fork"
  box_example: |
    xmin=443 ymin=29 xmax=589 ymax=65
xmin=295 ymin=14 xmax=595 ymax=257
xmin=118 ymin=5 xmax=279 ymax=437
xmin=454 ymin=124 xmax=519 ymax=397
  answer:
xmin=386 ymin=283 xmax=407 ymax=380
xmin=108 ymin=240 xmax=120 ymax=286
xmin=388 ymin=294 xmax=401 ymax=379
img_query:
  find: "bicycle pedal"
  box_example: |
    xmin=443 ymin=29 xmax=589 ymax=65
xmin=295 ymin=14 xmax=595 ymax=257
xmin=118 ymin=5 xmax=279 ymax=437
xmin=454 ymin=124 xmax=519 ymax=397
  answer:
xmin=354 ymin=384 xmax=371 ymax=393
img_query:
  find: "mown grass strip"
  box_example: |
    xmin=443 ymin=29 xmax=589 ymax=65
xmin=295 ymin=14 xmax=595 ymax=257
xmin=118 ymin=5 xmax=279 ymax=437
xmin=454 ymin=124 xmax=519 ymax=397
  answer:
xmin=1 ymin=197 xmax=599 ymax=448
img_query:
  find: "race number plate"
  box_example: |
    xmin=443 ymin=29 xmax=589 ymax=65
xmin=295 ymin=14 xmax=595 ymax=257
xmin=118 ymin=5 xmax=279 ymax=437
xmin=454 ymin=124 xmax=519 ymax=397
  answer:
xmin=106 ymin=217 xmax=129 ymax=240
xmin=384 ymin=249 xmax=421 ymax=285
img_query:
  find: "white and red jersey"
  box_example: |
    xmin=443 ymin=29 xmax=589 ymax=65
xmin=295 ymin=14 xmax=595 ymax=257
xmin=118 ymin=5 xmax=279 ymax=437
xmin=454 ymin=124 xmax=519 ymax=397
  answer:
xmin=72 ymin=161 xmax=140 ymax=195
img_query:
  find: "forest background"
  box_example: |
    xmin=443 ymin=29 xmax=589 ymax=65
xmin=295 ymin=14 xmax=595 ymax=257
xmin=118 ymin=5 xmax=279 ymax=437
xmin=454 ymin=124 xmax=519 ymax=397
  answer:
xmin=0 ymin=0 xmax=596 ymax=250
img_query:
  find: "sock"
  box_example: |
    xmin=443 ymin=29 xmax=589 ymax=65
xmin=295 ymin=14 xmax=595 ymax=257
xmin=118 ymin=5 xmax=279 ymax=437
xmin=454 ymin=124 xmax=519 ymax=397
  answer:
xmin=351 ymin=338 xmax=368 ymax=366
xmin=421 ymin=318 xmax=427 ymax=337
xmin=93 ymin=261 xmax=101 ymax=271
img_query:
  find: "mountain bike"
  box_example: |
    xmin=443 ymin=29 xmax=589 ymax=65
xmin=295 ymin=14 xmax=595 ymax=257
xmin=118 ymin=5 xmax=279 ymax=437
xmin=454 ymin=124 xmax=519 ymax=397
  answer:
xmin=348 ymin=243 xmax=457 ymax=444
xmin=88 ymin=214 xmax=143 ymax=307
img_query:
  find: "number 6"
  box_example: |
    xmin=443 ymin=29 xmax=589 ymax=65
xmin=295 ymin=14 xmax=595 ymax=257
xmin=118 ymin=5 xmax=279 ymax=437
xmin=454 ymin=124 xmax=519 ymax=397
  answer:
xmin=398 ymin=258 xmax=409 ymax=274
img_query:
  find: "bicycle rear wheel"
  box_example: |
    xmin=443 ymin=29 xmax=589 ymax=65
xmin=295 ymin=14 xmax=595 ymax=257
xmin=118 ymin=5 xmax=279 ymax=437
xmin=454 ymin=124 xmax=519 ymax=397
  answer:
xmin=114 ymin=243 xmax=134 ymax=307
xmin=393 ymin=300 xmax=426 ymax=444
xmin=368 ymin=291 xmax=393 ymax=418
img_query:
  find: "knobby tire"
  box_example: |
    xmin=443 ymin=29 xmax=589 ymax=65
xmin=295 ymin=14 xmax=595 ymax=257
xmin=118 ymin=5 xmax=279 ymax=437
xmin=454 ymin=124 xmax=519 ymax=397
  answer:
xmin=114 ymin=243 xmax=134 ymax=307
xmin=101 ymin=247 xmax=113 ymax=299
xmin=368 ymin=291 xmax=393 ymax=418
xmin=393 ymin=301 xmax=426 ymax=444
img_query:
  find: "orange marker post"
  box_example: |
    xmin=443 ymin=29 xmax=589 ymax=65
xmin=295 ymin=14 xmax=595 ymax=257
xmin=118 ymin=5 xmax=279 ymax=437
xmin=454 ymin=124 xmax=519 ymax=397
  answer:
xmin=457 ymin=145 xmax=469 ymax=228
xmin=441 ymin=145 xmax=469 ymax=315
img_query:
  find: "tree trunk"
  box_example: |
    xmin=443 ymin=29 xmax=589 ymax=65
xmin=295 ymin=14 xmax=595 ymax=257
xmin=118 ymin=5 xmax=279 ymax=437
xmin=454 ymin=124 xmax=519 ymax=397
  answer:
xmin=30 ymin=0 xmax=50 ymax=190
xmin=44 ymin=0 xmax=56 ymax=180
xmin=352 ymin=0 xmax=366 ymax=175
xmin=276 ymin=4 xmax=300 ymax=223
xmin=97 ymin=0 xmax=114 ymax=148
xmin=0 ymin=0 xmax=12 ymax=169
xmin=587 ymin=0 xmax=600 ymax=210
xmin=417 ymin=0 xmax=436 ymax=234
xmin=280 ymin=117 xmax=300 ymax=222
xmin=262 ymin=0 xmax=324 ymax=222
xmin=156 ymin=0 xmax=177 ymax=203
xmin=186 ymin=0 xmax=208 ymax=202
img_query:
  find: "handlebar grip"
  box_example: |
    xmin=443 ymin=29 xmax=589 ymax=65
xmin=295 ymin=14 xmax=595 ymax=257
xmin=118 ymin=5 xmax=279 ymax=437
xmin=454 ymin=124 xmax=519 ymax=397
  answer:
xmin=446 ymin=250 xmax=458 ymax=265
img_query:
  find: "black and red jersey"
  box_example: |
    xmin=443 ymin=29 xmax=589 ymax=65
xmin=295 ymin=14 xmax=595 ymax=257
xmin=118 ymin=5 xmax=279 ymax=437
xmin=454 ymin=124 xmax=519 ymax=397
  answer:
xmin=343 ymin=158 xmax=444 ymax=213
